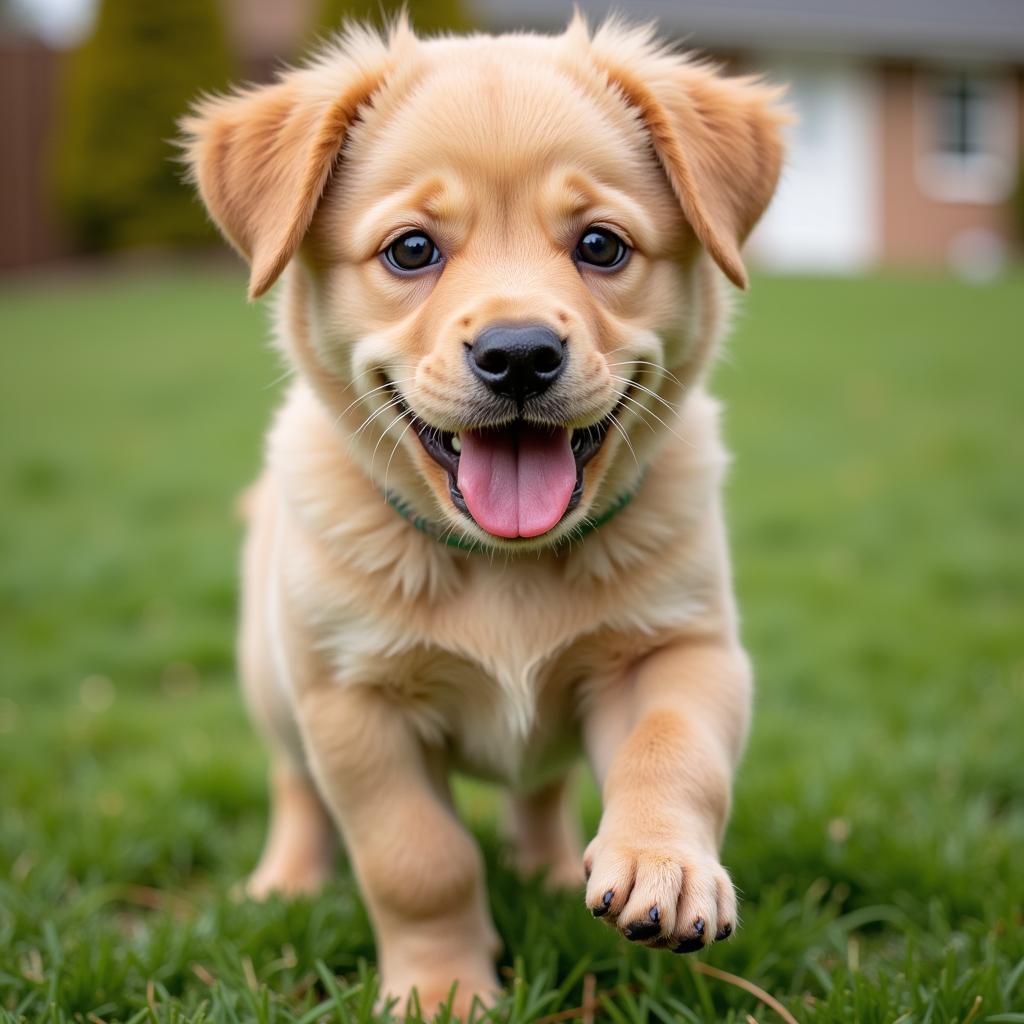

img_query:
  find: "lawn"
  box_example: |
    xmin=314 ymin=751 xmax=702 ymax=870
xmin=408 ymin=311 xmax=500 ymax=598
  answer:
xmin=1 ymin=264 xmax=1022 ymax=1023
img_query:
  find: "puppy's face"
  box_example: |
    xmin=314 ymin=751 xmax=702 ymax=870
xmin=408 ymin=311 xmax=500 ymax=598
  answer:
xmin=308 ymin=50 xmax=689 ymax=544
xmin=184 ymin=19 xmax=785 ymax=549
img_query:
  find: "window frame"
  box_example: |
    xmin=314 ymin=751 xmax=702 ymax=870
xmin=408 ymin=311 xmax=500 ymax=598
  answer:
xmin=914 ymin=65 xmax=1017 ymax=205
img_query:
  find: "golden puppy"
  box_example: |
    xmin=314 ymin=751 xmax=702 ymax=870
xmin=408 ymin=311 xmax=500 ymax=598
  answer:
xmin=183 ymin=13 xmax=784 ymax=1017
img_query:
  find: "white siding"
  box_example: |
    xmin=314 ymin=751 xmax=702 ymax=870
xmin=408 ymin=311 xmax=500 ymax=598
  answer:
xmin=750 ymin=59 xmax=881 ymax=272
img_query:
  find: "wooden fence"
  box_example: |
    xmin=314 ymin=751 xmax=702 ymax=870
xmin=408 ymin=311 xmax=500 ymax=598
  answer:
xmin=0 ymin=36 xmax=67 ymax=270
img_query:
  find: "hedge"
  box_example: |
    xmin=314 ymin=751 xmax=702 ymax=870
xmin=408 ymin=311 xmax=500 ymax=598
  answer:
xmin=316 ymin=0 xmax=472 ymax=38
xmin=54 ymin=0 xmax=234 ymax=252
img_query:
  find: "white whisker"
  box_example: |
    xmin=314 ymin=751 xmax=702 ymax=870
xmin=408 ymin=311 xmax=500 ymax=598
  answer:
xmin=336 ymin=375 xmax=416 ymax=424
xmin=607 ymin=359 xmax=684 ymax=387
xmin=369 ymin=412 xmax=408 ymax=473
xmin=607 ymin=411 xmax=640 ymax=468
xmin=263 ymin=365 xmax=296 ymax=391
xmin=384 ymin=417 xmax=416 ymax=496
xmin=618 ymin=393 xmax=696 ymax=450
xmin=609 ymin=373 xmax=684 ymax=418
xmin=351 ymin=395 xmax=409 ymax=439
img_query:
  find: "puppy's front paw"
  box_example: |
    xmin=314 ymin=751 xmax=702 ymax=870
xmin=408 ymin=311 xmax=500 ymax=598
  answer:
xmin=583 ymin=832 xmax=737 ymax=952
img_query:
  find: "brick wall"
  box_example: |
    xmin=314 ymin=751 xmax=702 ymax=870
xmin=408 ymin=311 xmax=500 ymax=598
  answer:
xmin=879 ymin=63 xmax=1023 ymax=267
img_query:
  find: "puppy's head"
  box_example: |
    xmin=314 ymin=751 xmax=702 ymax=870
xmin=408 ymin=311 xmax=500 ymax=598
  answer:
xmin=182 ymin=16 xmax=785 ymax=550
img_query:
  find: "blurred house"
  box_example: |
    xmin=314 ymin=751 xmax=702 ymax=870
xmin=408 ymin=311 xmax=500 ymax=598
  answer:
xmin=220 ymin=0 xmax=314 ymax=81
xmin=2 ymin=0 xmax=1022 ymax=274
xmin=479 ymin=0 xmax=1024 ymax=275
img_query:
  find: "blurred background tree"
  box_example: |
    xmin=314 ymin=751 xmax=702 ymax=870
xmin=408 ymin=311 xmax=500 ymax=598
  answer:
xmin=317 ymin=0 xmax=471 ymax=38
xmin=54 ymin=0 xmax=234 ymax=252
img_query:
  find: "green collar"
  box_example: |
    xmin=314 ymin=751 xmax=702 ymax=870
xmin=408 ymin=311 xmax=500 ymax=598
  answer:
xmin=384 ymin=483 xmax=640 ymax=553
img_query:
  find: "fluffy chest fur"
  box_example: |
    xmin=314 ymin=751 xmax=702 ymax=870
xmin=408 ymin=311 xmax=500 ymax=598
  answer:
xmin=258 ymin=382 xmax=734 ymax=784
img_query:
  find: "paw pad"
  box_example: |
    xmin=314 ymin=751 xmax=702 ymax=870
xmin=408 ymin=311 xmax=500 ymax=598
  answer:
xmin=623 ymin=920 xmax=660 ymax=942
xmin=673 ymin=935 xmax=704 ymax=954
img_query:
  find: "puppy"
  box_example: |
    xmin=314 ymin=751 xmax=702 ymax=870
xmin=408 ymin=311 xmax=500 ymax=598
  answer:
xmin=183 ymin=13 xmax=784 ymax=1017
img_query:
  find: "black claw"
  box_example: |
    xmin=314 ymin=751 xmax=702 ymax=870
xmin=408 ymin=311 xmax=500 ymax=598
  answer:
xmin=693 ymin=917 xmax=705 ymax=937
xmin=591 ymin=890 xmax=614 ymax=917
xmin=716 ymin=922 xmax=733 ymax=941
xmin=673 ymin=936 xmax=705 ymax=954
xmin=623 ymin=921 xmax=660 ymax=942
xmin=649 ymin=906 xmax=660 ymax=923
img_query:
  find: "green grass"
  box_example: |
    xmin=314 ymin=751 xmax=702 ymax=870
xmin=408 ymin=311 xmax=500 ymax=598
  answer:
xmin=1 ymin=264 xmax=1022 ymax=1023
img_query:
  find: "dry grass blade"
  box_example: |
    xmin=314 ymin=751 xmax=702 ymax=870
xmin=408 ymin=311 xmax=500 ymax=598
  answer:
xmin=190 ymin=962 xmax=216 ymax=987
xmin=121 ymin=884 xmax=194 ymax=918
xmin=961 ymin=994 xmax=983 ymax=1024
xmin=242 ymin=954 xmax=259 ymax=993
xmin=690 ymin=962 xmax=798 ymax=1024
xmin=21 ymin=949 xmax=44 ymax=983
xmin=582 ymin=973 xmax=597 ymax=1024
xmin=532 ymin=1006 xmax=590 ymax=1023
xmin=533 ymin=961 xmax=795 ymax=1024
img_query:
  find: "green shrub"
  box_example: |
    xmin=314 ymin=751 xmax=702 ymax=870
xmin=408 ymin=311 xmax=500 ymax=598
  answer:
xmin=316 ymin=0 xmax=472 ymax=39
xmin=54 ymin=0 xmax=234 ymax=252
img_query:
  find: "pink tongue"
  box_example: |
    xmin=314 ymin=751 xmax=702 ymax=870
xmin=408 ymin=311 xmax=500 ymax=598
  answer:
xmin=457 ymin=425 xmax=577 ymax=538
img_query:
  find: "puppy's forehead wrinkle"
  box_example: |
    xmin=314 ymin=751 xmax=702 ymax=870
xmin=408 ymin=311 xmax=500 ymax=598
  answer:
xmin=347 ymin=176 xmax=474 ymax=257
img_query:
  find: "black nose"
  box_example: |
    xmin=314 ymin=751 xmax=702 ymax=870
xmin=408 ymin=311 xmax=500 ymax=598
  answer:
xmin=468 ymin=324 xmax=565 ymax=401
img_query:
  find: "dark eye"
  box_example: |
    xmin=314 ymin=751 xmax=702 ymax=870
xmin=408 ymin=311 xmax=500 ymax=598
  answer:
xmin=575 ymin=227 xmax=629 ymax=269
xmin=384 ymin=231 xmax=441 ymax=272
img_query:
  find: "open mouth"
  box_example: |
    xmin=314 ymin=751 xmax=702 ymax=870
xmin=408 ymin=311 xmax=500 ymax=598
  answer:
xmin=378 ymin=382 xmax=615 ymax=540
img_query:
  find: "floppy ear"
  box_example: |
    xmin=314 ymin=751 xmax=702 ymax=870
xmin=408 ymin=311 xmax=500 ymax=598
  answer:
xmin=586 ymin=19 xmax=788 ymax=288
xmin=180 ymin=26 xmax=400 ymax=299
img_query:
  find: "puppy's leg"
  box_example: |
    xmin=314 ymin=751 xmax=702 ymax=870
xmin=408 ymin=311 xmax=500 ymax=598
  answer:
xmin=238 ymin=480 xmax=337 ymax=897
xmin=582 ymin=638 xmax=751 ymax=952
xmin=298 ymin=682 xmax=500 ymax=1018
xmin=247 ymin=760 xmax=337 ymax=899
xmin=239 ymin=603 xmax=336 ymax=899
xmin=506 ymin=775 xmax=584 ymax=890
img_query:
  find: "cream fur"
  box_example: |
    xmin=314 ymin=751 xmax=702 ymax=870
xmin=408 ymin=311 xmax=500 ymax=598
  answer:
xmin=183 ymin=13 xmax=785 ymax=1018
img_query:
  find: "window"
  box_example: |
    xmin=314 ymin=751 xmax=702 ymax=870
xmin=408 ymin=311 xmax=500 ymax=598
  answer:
xmin=934 ymin=74 xmax=987 ymax=158
xmin=916 ymin=69 xmax=1017 ymax=204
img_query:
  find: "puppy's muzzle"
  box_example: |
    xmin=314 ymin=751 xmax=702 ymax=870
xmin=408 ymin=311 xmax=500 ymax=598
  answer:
xmin=467 ymin=324 xmax=565 ymax=402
